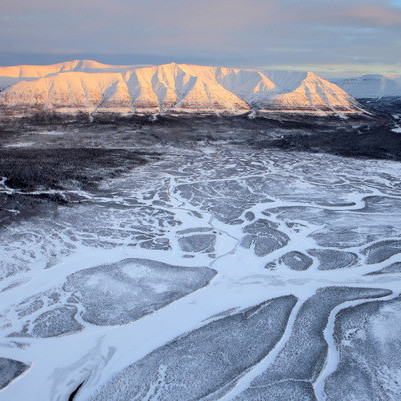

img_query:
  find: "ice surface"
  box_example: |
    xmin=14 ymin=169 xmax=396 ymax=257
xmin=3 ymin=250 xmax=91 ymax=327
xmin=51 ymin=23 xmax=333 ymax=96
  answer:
xmin=367 ymin=262 xmax=401 ymax=276
xmin=31 ymin=306 xmax=82 ymax=338
xmin=308 ymin=249 xmax=357 ymax=271
xmin=363 ymin=240 xmax=401 ymax=264
xmin=1 ymin=133 xmax=401 ymax=401
xmin=242 ymin=219 xmax=290 ymax=257
xmin=0 ymin=358 xmax=29 ymax=390
xmin=178 ymin=233 xmax=216 ymax=253
xmin=63 ymin=258 xmax=216 ymax=326
xmin=325 ymin=296 xmax=401 ymax=401
xmin=239 ymin=287 xmax=391 ymax=395
xmin=89 ymin=296 xmax=297 ymax=401
xmin=279 ymin=251 xmax=313 ymax=271
xmin=234 ymin=381 xmax=316 ymax=401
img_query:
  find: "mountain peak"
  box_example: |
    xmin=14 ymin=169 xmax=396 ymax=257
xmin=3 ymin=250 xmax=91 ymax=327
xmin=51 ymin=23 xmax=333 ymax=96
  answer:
xmin=0 ymin=60 xmax=364 ymax=118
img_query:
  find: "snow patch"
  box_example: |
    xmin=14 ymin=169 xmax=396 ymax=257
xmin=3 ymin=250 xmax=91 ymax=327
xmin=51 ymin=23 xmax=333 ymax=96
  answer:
xmin=4 ymin=142 xmax=35 ymax=148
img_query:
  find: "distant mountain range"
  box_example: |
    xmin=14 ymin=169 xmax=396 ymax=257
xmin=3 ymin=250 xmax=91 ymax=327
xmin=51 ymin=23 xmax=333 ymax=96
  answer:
xmin=332 ymin=75 xmax=401 ymax=99
xmin=0 ymin=60 xmax=380 ymax=118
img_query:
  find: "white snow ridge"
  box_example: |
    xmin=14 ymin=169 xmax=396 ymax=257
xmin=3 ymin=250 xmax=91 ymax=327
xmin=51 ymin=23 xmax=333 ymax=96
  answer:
xmin=0 ymin=61 xmax=364 ymax=117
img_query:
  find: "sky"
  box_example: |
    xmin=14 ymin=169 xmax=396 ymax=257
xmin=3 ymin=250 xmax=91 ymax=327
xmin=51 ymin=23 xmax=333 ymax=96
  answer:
xmin=0 ymin=0 xmax=400 ymax=77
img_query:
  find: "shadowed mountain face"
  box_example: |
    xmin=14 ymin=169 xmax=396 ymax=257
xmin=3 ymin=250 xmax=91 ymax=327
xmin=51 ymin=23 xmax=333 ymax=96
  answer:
xmin=0 ymin=61 xmax=363 ymax=117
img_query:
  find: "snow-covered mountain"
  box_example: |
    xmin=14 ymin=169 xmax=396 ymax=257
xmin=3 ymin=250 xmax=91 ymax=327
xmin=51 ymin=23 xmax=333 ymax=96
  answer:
xmin=0 ymin=60 xmax=364 ymax=117
xmin=332 ymin=75 xmax=401 ymax=99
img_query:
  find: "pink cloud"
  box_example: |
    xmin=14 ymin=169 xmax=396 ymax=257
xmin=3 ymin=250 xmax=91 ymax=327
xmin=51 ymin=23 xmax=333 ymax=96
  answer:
xmin=0 ymin=0 xmax=400 ymax=67
xmin=343 ymin=4 xmax=401 ymax=26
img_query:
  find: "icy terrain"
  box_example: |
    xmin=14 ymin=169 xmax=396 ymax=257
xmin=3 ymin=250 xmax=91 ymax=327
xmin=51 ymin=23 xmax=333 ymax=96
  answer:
xmin=0 ymin=61 xmax=362 ymax=117
xmin=1 ymin=125 xmax=401 ymax=401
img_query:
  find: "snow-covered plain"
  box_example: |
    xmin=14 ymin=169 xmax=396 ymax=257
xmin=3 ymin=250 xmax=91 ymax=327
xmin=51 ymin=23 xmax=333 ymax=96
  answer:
xmin=1 ymin=128 xmax=401 ymax=401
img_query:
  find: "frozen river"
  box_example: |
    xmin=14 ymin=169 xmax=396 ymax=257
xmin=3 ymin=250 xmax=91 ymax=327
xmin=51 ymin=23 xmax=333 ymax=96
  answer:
xmin=1 ymin=126 xmax=401 ymax=401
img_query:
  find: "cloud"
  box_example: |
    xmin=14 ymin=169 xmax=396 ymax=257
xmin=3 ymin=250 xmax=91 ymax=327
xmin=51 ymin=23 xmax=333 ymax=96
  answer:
xmin=0 ymin=0 xmax=400 ymax=71
xmin=339 ymin=3 xmax=401 ymax=26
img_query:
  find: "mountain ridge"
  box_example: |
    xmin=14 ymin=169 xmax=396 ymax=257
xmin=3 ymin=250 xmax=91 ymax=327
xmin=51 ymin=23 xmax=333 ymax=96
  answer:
xmin=332 ymin=74 xmax=401 ymax=99
xmin=0 ymin=61 xmax=366 ymax=118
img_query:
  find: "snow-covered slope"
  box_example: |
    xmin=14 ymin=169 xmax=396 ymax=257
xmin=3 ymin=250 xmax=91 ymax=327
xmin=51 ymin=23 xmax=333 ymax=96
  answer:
xmin=332 ymin=75 xmax=401 ymax=99
xmin=0 ymin=61 xmax=364 ymax=117
xmin=0 ymin=60 xmax=138 ymax=79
